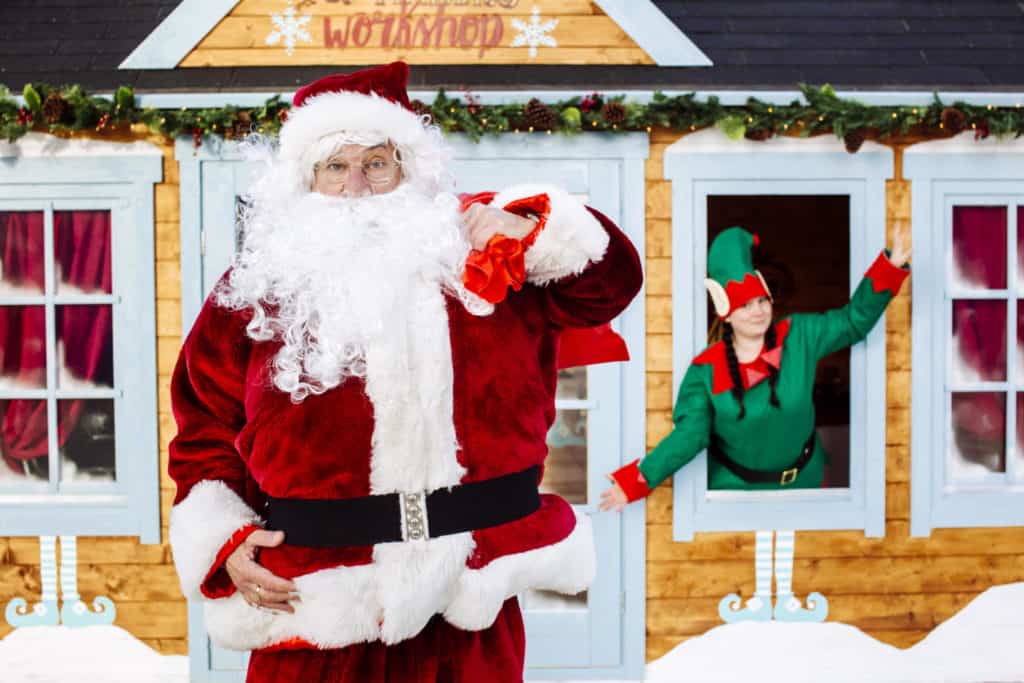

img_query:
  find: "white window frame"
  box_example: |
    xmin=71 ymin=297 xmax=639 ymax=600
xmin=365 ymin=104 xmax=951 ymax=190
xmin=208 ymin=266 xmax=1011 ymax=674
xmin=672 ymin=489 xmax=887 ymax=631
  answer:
xmin=176 ymin=131 xmax=648 ymax=681
xmin=665 ymin=128 xmax=893 ymax=541
xmin=0 ymin=134 xmax=163 ymax=542
xmin=906 ymin=133 xmax=1024 ymax=536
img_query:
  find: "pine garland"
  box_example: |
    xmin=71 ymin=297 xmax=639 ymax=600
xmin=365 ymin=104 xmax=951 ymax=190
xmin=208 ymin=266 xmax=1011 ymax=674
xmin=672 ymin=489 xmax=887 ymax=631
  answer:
xmin=1 ymin=82 xmax=1022 ymax=152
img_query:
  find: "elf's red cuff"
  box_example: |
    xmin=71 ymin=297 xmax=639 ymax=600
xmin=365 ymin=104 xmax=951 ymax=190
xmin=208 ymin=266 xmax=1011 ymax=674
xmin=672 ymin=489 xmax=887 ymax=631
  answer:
xmin=865 ymin=251 xmax=910 ymax=296
xmin=200 ymin=524 xmax=262 ymax=599
xmin=610 ymin=459 xmax=651 ymax=503
xmin=461 ymin=194 xmax=550 ymax=304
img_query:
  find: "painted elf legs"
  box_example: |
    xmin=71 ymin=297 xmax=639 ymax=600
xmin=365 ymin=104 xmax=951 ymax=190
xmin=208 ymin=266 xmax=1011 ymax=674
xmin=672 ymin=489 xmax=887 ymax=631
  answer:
xmin=718 ymin=530 xmax=828 ymax=623
xmin=4 ymin=536 xmax=116 ymax=629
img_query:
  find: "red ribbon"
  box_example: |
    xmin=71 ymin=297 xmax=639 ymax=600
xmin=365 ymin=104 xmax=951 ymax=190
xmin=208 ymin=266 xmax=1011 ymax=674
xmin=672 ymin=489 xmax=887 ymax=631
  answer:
xmin=461 ymin=194 xmax=550 ymax=304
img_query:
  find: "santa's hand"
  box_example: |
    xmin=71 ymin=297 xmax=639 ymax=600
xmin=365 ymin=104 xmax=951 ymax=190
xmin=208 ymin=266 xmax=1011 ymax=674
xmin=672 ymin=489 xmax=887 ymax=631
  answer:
xmin=462 ymin=203 xmax=537 ymax=251
xmin=599 ymin=478 xmax=629 ymax=513
xmin=225 ymin=530 xmax=299 ymax=613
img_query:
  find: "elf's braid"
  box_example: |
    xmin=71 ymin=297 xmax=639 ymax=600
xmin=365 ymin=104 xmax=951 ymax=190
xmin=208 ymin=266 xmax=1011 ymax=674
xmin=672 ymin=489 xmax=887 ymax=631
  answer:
xmin=765 ymin=323 xmax=781 ymax=409
xmin=722 ymin=323 xmax=746 ymax=420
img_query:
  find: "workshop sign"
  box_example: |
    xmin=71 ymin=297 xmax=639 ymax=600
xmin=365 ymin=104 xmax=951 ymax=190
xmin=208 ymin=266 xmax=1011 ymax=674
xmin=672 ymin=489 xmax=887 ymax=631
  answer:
xmin=179 ymin=0 xmax=655 ymax=66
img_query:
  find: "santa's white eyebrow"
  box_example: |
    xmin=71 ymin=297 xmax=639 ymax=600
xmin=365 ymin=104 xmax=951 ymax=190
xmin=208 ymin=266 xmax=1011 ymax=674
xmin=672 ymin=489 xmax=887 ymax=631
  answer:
xmin=325 ymin=145 xmax=389 ymax=165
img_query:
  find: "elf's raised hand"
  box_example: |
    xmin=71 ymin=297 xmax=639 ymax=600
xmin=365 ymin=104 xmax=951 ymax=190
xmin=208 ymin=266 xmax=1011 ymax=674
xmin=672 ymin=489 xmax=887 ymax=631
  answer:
xmin=888 ymin=218 xmax=911 ymax=267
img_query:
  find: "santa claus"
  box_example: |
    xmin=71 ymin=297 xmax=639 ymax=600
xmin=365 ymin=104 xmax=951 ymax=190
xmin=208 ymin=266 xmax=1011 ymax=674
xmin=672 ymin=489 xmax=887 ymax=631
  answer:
xmin=168 ymin=62 xmax=643 ymax=682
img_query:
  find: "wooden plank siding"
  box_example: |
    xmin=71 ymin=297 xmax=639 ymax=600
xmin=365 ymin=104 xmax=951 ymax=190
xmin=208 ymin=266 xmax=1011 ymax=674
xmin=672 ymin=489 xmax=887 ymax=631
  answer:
xmin=641 ymin=131 xmax=1024 ymax=661
xmin=0 ymin=129 xmax=188 ymax=655
xmin=181 ymin=0 xmax=654 ymax=67
xmin=2 ymin=128 xmax=1023 ymax=663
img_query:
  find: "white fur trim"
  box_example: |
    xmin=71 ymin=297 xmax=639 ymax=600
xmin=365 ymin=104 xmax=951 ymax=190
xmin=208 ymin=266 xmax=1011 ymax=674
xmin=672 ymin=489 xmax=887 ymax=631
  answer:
xmin=445 ymin=508 xmax=595 ymax=631
xmin=280 ymin=91 xmax=429 ymax=165
xmin=168 ymin=480 xmax=263 ymax=601
xmin=361 ymin=245 xmax=474 ymax=643
xmin=202 ymin=510 xmax=595 ymax=651
xmin=490 ymin=184 xmax=610 ymax=285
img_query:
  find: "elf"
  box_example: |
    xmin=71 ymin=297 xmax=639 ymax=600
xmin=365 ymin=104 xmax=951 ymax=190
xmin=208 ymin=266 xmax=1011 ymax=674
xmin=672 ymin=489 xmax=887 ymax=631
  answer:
xmin=600 ymin=225 xmax=910 ymax=622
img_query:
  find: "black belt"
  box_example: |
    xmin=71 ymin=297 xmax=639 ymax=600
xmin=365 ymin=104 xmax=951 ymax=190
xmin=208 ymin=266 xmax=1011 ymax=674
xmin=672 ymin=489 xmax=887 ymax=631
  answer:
xmin=709 ymin=432 xmax=817 ymax=486
xmin=264 ymin=466 xmax=541 ymax=548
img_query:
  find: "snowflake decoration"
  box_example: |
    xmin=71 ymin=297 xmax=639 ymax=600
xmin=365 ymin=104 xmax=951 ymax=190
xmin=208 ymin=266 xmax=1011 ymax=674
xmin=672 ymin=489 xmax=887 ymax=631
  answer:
xmin=265 ymin=3 xmax=312 ymax=57
xmin=510 ymin=7 xmax=558 ymax=59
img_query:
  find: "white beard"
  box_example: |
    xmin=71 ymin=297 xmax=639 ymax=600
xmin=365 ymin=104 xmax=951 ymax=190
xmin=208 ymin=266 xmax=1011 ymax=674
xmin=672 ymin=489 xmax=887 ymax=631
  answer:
xmin=217 ymin=183 xmax=493 ymax=402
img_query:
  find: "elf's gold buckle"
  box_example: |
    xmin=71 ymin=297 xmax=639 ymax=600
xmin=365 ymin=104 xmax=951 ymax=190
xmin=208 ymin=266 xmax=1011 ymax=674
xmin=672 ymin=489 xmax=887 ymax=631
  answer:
xmin=780 ymin=468 xmax=799 ymax=486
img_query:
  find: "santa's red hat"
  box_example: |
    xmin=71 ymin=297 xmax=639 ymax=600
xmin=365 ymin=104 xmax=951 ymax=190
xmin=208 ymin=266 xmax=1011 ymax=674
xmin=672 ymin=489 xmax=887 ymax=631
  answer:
xmin=279 ymin=61 xmax=440 ymax=178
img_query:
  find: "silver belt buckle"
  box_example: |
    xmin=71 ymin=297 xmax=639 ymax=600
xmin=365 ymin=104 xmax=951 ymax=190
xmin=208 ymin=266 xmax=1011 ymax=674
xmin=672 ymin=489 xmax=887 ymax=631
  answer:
xmin=399 ymin=491 xmax=429 ymax=542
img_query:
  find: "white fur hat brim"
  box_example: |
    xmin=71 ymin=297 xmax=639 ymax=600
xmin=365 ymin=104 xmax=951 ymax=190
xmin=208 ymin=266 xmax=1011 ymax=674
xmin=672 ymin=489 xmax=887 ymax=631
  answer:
xmin=279 ymin=91 xmax=430 ymax=162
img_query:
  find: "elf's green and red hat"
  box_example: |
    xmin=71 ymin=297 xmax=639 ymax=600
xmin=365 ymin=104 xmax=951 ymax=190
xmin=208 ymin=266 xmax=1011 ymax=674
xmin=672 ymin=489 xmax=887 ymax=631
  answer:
xmin=705 ymin=227 xmax=772 ymax=318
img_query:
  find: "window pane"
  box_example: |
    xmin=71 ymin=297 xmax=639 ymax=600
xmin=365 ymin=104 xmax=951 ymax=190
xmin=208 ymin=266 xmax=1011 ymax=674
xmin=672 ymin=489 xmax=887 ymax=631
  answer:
xmin=0 ymin=211 xmax=45 ymax=295
xmin=0 ymin=306 xmax=47 ymax=389
xmin=1018 ymin=301 xmax=1024 ymax=386
xmin=59 ymin=399 xmax=115 ymax=483
xmin=952 ymin=300 xmax=1006 ymax=383
xmin=950 ymin=392 xmax=1006 ymax=479
xmin=709 ymin=195 xmax=852 ymax=488
xmin=53 ymin=210 xmax=112 ymax=295
xmin=56 ymin=305 xmax=113 ymax=389
xmin=1017 ymin=206 xmax=1024 ymax=290
xmin=555 ymin=366 xmax=587 ymax=400
xmin=0 ymin=399 xmax=49 ymax=483
xmin=544 ymin=409 xmax=587 ymax=504
xmin=1017 ymin=394 xmax=1024 ymax=481
xmin=952 ymin=206 xmax=1006 ymax=290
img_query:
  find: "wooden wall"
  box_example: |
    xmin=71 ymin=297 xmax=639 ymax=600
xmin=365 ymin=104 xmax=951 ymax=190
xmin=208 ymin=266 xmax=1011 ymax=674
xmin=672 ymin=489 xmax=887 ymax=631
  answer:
xmin=182 ymin=0 xmax=651 ymax=67
xmin=642 ymin=130 xmax=1024 ymax=661
xmin=2 ymin=127 xmax=1023 ymax=662
xmin=0 ymin=129 xmax=189 ymax=655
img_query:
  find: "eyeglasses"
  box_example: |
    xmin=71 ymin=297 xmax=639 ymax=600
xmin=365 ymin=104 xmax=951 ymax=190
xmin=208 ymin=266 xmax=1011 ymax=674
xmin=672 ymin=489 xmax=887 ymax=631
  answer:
xmin=315 ymin=157 xmax=401 ymax=185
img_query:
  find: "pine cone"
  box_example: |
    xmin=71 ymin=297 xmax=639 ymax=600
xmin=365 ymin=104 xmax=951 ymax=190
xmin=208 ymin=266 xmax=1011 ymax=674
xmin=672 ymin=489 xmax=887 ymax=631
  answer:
xmin=843 ymin=129 xmax=866 ymax=154
xmin=941 ymin=107 xmax=966 ymax=133
xmin=42 ymin=92 xmax=72 ymax=125
xmin=227 ymin=111 xmax=253 ymax=139
xmin=409 ymin=99 xmax=433 ymax=122
xmin=524 ymin=98 xmax=558 ymax=131
xmin=600 ymin=101 xmax=627 ymax=127
xmin=744 ymin=128 xmax=773 ymax=141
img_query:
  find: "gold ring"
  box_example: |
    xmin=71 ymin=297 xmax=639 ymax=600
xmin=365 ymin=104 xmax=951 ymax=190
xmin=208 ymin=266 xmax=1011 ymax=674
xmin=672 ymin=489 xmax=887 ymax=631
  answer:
xmin=254 ymin=584 xmax=262 ymax=604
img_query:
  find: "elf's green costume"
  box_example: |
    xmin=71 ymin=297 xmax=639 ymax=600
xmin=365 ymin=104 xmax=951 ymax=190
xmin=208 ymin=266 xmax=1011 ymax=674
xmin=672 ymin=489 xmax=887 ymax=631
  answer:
xmin=611 ymin=227 xmax=909 ymax=622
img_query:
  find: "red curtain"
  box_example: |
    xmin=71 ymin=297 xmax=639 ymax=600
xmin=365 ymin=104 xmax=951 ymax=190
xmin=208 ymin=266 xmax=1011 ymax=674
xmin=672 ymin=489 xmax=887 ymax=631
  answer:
xmin=0 ymin=210 xmax=113 ymax=476
xmin=950 ymin=206 xmax=1015 ymax=470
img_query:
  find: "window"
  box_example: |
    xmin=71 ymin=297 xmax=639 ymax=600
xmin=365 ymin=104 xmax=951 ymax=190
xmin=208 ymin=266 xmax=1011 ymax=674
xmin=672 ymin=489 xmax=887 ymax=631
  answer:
xmin=0 ymin=136 xmax=163 ymax=542
xmin=665 ymin=129 xmax=894 ymax=540
xmin=177 ymin=131 xmax=648 ymax=680
xmin=906 ymin=136 xmax=1024 ymax=535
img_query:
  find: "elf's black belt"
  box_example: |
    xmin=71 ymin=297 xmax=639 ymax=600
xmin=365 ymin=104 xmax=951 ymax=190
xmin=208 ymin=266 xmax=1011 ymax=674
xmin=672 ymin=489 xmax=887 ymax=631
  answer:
xmin=264 ymin=466 xmax=541 ymax=547
xmin=709 ymin=432 xmax=817 ymax=486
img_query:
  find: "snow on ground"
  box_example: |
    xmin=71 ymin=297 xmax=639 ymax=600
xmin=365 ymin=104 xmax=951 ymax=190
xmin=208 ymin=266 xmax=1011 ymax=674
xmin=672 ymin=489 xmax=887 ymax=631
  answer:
xmin=2 ymin=583 xmax=1023 ymax=682
xmin=0 ymin=625 xmax=188 ymax=683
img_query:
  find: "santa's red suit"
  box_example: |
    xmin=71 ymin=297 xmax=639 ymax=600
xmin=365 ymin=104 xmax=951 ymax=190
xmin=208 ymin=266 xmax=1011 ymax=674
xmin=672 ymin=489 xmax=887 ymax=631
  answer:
xmin=167 ymin=63 xmax=643 ymax=683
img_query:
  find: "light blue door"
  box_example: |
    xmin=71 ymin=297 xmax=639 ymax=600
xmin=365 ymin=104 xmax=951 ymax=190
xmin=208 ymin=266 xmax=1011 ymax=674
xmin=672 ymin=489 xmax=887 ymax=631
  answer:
xmin=176 ymin=133 xmax=647 ymax=681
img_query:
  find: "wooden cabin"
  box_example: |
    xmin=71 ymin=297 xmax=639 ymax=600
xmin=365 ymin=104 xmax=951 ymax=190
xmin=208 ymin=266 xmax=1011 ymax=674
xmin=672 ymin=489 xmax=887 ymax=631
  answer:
xmin=1 ymin=1 xmax=1023 ymax=680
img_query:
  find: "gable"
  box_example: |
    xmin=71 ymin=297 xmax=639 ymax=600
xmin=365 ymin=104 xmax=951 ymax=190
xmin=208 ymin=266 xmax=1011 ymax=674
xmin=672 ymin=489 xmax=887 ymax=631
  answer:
xmin=120 ymin=0 xmax=712 ymax=69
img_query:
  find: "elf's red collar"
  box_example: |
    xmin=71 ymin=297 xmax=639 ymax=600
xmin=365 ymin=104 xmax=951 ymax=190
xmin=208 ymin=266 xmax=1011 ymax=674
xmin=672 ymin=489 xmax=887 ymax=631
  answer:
xmin=693 ymin=319 xmax=791 ymax=395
